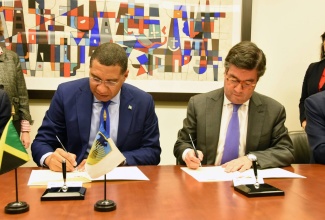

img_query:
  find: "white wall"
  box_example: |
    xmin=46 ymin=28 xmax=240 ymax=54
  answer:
xmin=24 ymin=0 xmax=325 ymax=166
xmin=251 ymin=0 xmax=325 ymax=130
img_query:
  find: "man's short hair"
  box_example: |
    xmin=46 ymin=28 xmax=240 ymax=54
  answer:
xmin=90 ymin=42 xmax=128 ymax=74
xmin=224 ymin=41 xmax=266 ymax=79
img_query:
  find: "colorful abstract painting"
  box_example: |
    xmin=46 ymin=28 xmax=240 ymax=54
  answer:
xmin=0 ymin=0 xmax=241 ymax=91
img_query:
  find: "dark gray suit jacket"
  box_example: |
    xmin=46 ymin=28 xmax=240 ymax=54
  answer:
xmin=174 ymin=88 xmax=294 ymax=168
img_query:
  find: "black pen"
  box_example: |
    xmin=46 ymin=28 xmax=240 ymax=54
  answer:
xmin=56 ymin=135 xmax=68 ymax=152
xmin=188 ymin=134 xmax=202 ymax=167
xmin=61 ymin=159 xmax=68 ymax=192
xmin=56 ymin=135 xmax=77 ymax=168
xmin=252 ymin=160 xmax=259 ymax=189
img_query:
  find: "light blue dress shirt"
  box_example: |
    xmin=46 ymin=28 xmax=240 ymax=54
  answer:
xmin=86 ymin=91 xmax=121 ymax=157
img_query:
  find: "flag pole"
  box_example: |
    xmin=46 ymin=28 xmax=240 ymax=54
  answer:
xmin=4 ymin=168 xmax=29 ymax=214
xmin=15 ymin=168 xmax=18 ymax=202
xmin=104 ymin=174 xmax=107 ymax=200
xmin=94 ymin=174 xmax=116 ymax=212
xmin=3 ymin=106 xmax=29 ymax=214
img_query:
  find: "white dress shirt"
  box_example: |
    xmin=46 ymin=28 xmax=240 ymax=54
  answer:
xmin=215 ymin=95 xmax=249 ymax=165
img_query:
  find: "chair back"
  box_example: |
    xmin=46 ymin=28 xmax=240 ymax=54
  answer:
xmin=288 ymin=130 xmax=311 ymax=164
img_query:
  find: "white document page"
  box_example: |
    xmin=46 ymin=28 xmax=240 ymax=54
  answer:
xmin=92 ymin=166 xmax=149 ymax=181
xmin=28 ymin=166 xmax=149 ymax=186
xmin=181 ymin=166 xmax=306 ymax=183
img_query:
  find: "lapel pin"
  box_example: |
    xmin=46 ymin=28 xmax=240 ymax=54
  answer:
xmin=128 ymin=105 xmax=132 ymax=110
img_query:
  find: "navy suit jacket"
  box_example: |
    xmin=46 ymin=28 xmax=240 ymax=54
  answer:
xmin=305 ymin=90 xmax=325 ymax=164
xmin=31 ymin=78 xmax=161 ymax=166
xmin=0 ymin=89 xmax=11 ymax=136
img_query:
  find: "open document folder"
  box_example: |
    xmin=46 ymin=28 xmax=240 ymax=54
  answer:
xmin=181 ymin=166 xmax=306 ymax=183
xmin=27 ymin=166 xmax=149 ymax=186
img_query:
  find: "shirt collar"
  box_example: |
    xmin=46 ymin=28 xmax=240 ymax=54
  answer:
xmin=223 ymin=94 xmax=250 ymax=107
xmin=93 ymin=90 xmax=121 ymax=104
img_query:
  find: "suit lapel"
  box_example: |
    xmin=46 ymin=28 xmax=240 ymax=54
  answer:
xmin=246 ymin=92 xmax=265 ymax=153
xmin=76 ymin=82 xmax=93 ymax=150
xmin=205 ymin=89 xmax=224 ymax=164
xmin=117 ymin=85 xmax=133 ymax=147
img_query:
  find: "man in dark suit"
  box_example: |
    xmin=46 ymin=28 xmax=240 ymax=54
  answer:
xmin=174 ymin=41 xmax=294 ymax=172
xmin=31 ymin=43 xmax=161 ymax=171
xmin=305 ymin=90 xmax=325 ymax=164
xmin=0 ymin=88 xmax=11 ymax=136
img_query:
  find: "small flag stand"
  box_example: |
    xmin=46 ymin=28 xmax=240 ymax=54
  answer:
xmin=5 ymin=168 xmax=29 ymax=214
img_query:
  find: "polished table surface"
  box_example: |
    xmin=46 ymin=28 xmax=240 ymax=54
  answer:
xmin=0 ymin=164 xmax=324 ymax=220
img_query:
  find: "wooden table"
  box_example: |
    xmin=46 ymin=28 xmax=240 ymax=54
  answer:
xmin=0 ymin=164 xmax=324 ymax=220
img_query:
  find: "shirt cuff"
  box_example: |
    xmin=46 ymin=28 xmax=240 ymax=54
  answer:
xmin=182 ymin=148 xmax=192 ymax=162
xmin=21 ymin=120 xmax=31 ymax=132
xmin=40 ymin=152 xmax=53 ymax=167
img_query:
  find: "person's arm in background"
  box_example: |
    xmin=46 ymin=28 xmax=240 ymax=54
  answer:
xmin=305 ymin=93 xmax=325 ymax=164
xmin=299 ymin=63 xmax=315 ymax=129
xmin=13 ymin=52 xmax=33 ymax=148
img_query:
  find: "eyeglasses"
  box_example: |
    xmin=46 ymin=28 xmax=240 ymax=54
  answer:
xmin=90 ymin=76 xmax=119 ymax=87
xmin=226 ymin=76 xmax=256 ymax=89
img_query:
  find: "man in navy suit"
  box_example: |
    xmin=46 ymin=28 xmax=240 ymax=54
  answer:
xmin=31 ymin=43 xmax=161 ymax=171
xmin=305 ymin=90 xmax=325 ymax=164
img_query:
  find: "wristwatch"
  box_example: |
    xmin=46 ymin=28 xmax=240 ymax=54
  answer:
xmin=246 ymin=153 xmax=257 ymax=162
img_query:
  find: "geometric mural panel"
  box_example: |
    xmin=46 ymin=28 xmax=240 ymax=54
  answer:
xmin=0 ymin=0 xmax=241 ymax=88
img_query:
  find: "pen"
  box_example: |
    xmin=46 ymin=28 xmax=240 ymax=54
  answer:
xmin=252 ymin=160 xmax=260 ymax=189
xmin=56 ymin=135 xmax=77 ymax=168
xmin=61 ymin=159 xmax=68 ymax=192
xmin=188 ymin=134 xmax=202 ymax=167
xmin=56 ymin=135 xmax=68 ymax=152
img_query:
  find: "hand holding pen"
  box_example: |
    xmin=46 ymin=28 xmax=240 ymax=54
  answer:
xmin=56 ymin=136 xmax=77 ymax=171
xmin=188 ymin=134 xmax=202 ymax=167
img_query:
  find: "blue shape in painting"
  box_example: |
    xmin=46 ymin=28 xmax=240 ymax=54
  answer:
xmin=137 ymin=54 xmax=148 ymax=64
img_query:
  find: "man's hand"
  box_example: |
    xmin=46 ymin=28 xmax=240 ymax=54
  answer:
xmin=302 ymin=120 xmax=307 ymax=130
xmin=222 ymin=156 xmax=252 ymax=172
xmin=75 ymin=159 xmax=87 ymax=171
xmin=184 ymin=149 xmax=203 ymax=169
xmin=44 ymin=148 xmax=77 ymax=172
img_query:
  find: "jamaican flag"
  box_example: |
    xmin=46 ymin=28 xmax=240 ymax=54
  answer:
xmin=0 ymin=117 xmax=29 ymax=174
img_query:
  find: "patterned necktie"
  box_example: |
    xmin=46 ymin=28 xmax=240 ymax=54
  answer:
xmin=221 ymin=104 xmax=242 ymax=164
xmin=100 ymin=101 xmax=111 ymax=135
